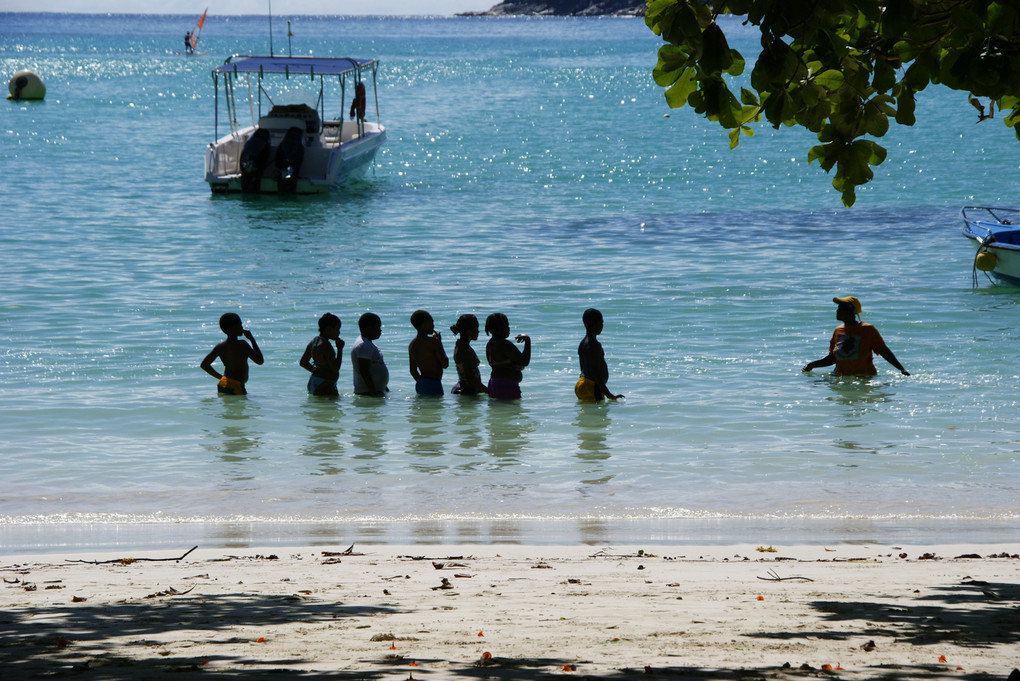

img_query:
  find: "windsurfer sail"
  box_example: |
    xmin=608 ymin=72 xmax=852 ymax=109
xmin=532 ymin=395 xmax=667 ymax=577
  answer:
xmin=189 ymin=8 xmax=207 ymax=53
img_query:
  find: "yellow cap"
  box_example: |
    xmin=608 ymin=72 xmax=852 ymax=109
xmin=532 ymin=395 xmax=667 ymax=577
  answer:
xmin=833 ymin=296 xmax=861 ymax=314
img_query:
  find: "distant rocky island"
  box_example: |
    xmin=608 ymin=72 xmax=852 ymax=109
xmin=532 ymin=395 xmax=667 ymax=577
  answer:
xmin=458 ymin=0 xmax=645 ymax=16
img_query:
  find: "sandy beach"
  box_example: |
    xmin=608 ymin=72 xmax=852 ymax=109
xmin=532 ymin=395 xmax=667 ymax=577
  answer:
xmin=2 ymin=542 xmax=1019 ymax=680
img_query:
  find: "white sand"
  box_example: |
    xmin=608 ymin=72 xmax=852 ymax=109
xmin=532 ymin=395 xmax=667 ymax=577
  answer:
xmin=3 ymin=543 xmax=1019 ymax=679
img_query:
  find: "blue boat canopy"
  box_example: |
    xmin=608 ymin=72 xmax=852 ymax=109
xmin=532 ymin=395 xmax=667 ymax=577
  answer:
xmin=214 ymin=55 xmax=378 ymax=76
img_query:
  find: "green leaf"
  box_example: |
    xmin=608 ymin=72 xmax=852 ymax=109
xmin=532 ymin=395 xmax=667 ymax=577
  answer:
xmin=653 ymin=44 xmax=691 ymax=87
xmin=663 ymin=67 xmax=698 ymax=108
xmin=813 ymin=69 xmax=844 ymax=92
xmin=725 ymin=51 xmax=746 ymax=77
xmin=700 ymin=23 xmax=733 ymax=75
xmin=894 ymin=87 xmax=916 ymax=125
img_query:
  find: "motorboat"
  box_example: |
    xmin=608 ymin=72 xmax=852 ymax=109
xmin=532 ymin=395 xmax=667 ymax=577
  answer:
xmin=204 ymin=54 xmax=386 ymax=195
xmin=962 ymin=206 xmax=1020 ymax=285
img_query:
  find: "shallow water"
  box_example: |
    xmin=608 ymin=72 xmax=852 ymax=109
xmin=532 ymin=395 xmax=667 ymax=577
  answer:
xmin=2 ymin=13 xmax=1019 ymax=552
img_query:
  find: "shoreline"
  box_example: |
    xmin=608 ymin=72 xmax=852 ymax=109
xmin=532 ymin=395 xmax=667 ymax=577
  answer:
xmin=3 ymin=516 xmax=1020 ymax=556
xmin=3 ymin=542 xmax=1019 ymax=679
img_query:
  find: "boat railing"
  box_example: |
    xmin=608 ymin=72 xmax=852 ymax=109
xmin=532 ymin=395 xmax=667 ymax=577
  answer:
xmin=962 ymin=206 xmax=1020 ymax=228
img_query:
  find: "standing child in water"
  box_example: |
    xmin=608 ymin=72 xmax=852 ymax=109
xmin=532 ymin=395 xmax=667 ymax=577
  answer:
xmin=408 ymin=309 xmax=449 ymax=396
xmin=200 ymin=312 xmax=264 ymax=395
xmin=299 ymin=312 xmax=344 ymax=397
xmin=485 ymin=312 xmax=531 ymax=400
xmin=351 ymin=312 xmax=389 ymax=397
xmin=450 ymin=313 xmax=488 ymax=396
xmin=575 ymin=308 xmax=623 ymax=402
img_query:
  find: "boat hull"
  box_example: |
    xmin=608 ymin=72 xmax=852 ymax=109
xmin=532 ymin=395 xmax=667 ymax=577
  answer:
xmin=964 ymin=236 xmax=1020 ymax=285
xmin=962 ymin=206 xmax=1020 ymax=286
xmin=205 ymin=124 xmax=386 ymax=195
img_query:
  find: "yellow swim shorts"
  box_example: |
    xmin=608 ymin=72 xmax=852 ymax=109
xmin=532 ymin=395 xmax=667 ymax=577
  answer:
xmin=217 ymin=375 xmax=246 ymax=395
xmin=574 ymin=376 xmax=597 ymax=402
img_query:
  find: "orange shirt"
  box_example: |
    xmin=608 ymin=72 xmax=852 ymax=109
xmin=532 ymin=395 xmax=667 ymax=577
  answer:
xmin=828 ymin=323 xmax=888 ymax=376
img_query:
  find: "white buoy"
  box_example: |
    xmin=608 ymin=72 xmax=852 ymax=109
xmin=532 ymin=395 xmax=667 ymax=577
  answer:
xmin=7 ymin=70 xmax=46 ymax=101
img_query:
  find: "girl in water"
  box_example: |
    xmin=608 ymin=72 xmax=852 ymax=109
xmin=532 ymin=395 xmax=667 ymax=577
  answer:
xmin=450 ymin=314 xmax=488 ymax=396
xmin=484 ymin=312 xmax=531 ymax=400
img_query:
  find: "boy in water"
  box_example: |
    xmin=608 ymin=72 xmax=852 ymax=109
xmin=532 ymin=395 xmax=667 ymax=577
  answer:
xmin=575 ymin=308 xmax=623 ymax=402
xmin=299 ymin=313 xmax=344 ymax=397
xmin=200 ymin=312 xmax=264 ymax=395
xmin=408 ymin=309 xmax=449 ymax=396
xmin=351 ymin=312 xmax=389 ymax=397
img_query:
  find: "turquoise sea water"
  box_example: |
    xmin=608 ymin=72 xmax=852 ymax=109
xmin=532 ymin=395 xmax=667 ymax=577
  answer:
xmin=2 ymin=13 xmax=1019 ymax=552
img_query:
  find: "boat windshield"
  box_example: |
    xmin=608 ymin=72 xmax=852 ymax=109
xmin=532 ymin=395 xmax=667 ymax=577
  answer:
xmin=266 ymin=88 xmax=318 ymax=110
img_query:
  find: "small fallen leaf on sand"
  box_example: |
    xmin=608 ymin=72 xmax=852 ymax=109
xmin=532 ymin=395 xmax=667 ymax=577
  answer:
xmin=72 ymin=595 xmax=87 ymax=602
xmin=756 ymin=595 xmax=764 ymax=601
xmin=256 ymin=637 xmax=265 ymax=643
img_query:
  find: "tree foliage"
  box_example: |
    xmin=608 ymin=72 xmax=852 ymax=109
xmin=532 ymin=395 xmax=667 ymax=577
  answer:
xmin=645 ymin=0 xmax=1020 ymax=206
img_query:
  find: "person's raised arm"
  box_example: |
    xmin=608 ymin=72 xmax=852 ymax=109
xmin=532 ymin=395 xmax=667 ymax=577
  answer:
xmin=243 ymin=329 xmax=264 ymax=365
xmin=434 ymin=332 xmax=449 ymax=369
xmin=516 ymin=334 xmax=531 ymax=367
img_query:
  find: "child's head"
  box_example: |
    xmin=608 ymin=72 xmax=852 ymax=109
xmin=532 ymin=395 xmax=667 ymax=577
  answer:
xmin=318 ymin=312 xmax=341 ymax=335
xmin=359 ymin=312 xmax=382 ymax=339
xmin=410 ymin=309 xmax=434 ymax=334
xmin=485 ymin=312 xmax=509 ymax=338
xmin=451 ymin=313 xmax=479 ymax=339
xmin=219 ymin=312 xmax=243 ymax=336
xmin=582 ymin=308 xmax=603 ymax=334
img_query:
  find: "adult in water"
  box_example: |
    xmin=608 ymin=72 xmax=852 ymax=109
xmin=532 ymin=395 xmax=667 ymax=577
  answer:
xmin=802 ymin=296 xmax=910 ymax=377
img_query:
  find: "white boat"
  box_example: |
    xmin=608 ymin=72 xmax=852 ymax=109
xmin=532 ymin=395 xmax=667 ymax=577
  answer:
xmin=962 ymin=206 xmax=1020 ymax=286
xmin=204 ymin=55 xmax=386 ymax=195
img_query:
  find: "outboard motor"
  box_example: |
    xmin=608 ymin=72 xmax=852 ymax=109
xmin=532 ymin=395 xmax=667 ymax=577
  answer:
xmin=238 ymin=128 xmax=271 ymax=194
xmin=274 ymin=126 xmax=305 ymax=194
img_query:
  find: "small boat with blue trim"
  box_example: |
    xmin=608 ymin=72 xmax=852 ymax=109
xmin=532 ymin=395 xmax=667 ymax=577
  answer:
xmin=962 ymin=206 xmax=1020 ymax=286
xmin=204 ymin=54 xmax=386 ymax=195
